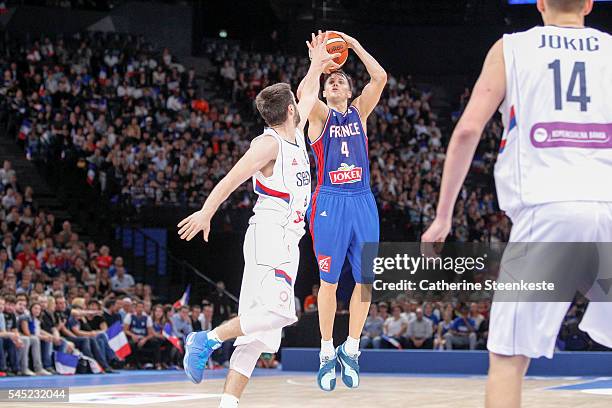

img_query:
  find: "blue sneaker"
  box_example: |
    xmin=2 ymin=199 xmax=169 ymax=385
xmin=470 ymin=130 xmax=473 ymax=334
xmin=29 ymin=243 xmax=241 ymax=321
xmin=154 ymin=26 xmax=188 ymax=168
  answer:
xmin=336 ymin=343 xmax=360 ymax=388
xmin=317 ymin=352 xmax=337 ymax=392
xmin=183 ymin=331 xmax=221 ymax=384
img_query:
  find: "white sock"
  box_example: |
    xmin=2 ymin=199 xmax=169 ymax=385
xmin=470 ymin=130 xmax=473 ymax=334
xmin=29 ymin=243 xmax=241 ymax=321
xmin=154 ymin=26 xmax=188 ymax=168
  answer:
xmin=208 ymin=329 xmax=222 ymax=346
xmin=320 ymin=338 xmax=335 ymax=358
xmin=219 ymin=393 xmax=239 ymax=408
xmin=345 ymin=336 xmax=359 ymax=356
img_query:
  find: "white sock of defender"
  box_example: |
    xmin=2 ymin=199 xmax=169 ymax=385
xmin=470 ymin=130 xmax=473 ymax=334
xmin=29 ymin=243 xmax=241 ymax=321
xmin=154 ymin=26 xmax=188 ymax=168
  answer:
xmin=321 ymin=338 xmax=335 ymax=359
xmin=345 ymin=336 xmax=360 ymax=356
xmin=208 ymin=329 xmax=222 ymax=344
xmin=218 ymin=393 xmax=239 ymax=408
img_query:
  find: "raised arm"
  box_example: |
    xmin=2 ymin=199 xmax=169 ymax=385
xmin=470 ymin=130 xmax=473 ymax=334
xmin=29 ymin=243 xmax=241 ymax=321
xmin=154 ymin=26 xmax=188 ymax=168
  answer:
xmin=177 ymin=136 xmax=279 ymax=242
xmin=297 ymin=76 xmax=328 ymax=125
xmin=422 ymin=39 xmax=506 ymax=243
xmin=297 ymin=32 xmax=339 ymax=132
xmin=335 ymin=32 xmax=387 ymax=119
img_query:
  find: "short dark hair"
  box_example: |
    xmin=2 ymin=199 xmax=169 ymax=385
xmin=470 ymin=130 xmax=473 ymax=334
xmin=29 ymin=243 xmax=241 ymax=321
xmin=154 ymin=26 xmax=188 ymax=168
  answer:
xmin=323 ymin=69 xmax=353 ymax=92
xmin=88 ymin=299 xmax=101 ymax=307
xmin=255 ymin=82 xmax=294 ymax=127
xmin=546 ymin=0 xmax=585 ymax=12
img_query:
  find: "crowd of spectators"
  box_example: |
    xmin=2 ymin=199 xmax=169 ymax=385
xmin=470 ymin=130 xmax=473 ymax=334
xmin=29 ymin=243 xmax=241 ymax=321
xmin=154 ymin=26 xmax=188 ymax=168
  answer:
xmin=0 ymin=31 xmax=252 ymax=212
xmin=0 ymin=160 xmax=238 ymax=376
xmin=358 ymin=299 xmax=488 ymax=351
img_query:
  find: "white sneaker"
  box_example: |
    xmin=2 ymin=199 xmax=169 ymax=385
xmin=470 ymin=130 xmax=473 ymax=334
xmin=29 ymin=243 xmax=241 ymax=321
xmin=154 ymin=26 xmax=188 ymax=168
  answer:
xmin=21 ymin=369 xmax=35 ymax=376
xmin=36 ymin=368 xmax=52 ymax=376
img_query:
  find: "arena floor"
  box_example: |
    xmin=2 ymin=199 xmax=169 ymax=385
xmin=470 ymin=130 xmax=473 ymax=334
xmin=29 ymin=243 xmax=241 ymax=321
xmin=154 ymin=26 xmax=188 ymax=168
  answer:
xmin=1 ymin=369 xmax=611 ymax=407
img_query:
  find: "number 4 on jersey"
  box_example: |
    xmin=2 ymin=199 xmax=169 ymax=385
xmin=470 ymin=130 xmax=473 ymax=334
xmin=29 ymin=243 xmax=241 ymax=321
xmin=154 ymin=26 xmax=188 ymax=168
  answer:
xmin=341 ymin=141 xmax=350 ymax=157
xmin=548 ymin=60 xmax=591 ymax=112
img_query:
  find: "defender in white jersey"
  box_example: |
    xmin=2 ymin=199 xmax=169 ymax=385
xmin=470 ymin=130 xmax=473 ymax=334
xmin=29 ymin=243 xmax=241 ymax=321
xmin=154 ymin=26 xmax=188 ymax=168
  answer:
xmin=423 ymin=1 xmax=612 ymax=407
xmin=177 ymin=33 xmax=339 ymax=408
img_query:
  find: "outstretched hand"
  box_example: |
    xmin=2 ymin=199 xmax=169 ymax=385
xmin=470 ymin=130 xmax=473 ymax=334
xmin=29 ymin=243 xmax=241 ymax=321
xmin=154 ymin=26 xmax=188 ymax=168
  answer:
xmin=420 ymin=217 xmax=451 ymax=258
xmin=328 ymin=31 xmax=357 ymax=49
xmin=177 ymin=209 xmax=212 ymax=242
xmin=306 ymin=30 xmax=341 ymax=73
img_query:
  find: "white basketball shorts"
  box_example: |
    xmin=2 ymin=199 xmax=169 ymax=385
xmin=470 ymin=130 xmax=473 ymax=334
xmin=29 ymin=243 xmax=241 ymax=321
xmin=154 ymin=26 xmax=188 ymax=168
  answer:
xmin=233 ymin=224 xmax=299 ymax=353
xmin=488 ymin=201 xmax=612 ymax=359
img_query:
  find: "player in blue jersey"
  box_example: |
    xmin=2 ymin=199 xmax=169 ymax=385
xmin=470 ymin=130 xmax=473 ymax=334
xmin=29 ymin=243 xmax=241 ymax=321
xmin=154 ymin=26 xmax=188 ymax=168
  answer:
xmin=297 ymin=31 xmax=386 ymax=392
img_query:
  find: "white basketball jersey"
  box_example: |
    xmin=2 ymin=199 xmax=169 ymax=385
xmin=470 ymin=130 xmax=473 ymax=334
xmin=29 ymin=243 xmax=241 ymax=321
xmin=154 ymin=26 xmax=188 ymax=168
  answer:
xmin=495 ymin=25 xmax=612 ymax=219
xmin=249 ymin=128 xmax=311 ymax=241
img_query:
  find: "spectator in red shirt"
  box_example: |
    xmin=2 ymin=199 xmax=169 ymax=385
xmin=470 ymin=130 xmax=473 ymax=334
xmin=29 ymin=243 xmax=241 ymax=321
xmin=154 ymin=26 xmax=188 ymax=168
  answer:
xmin=96 ymin=245 xmax=112 ymax=269
xmin=303 ymin=284 xmax=319 ymax=312
xmin=16 ymin=242 xmax=39 ymax=269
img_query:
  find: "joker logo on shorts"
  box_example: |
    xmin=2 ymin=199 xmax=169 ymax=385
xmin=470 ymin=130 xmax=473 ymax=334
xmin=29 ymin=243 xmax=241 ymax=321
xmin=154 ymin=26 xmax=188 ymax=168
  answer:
xmin=318 ymin=255 xmax=331 ymax=273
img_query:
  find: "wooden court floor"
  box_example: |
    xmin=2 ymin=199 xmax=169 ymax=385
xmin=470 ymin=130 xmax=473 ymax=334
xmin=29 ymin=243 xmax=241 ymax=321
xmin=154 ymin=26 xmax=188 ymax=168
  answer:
xmin=8 ymin=374 xmax=611 ymax=408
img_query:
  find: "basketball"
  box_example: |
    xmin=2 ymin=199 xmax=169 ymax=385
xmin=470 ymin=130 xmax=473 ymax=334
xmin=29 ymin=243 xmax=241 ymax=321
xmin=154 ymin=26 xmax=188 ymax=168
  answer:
xmin=325 ymin=32 xmax=349 ymax=69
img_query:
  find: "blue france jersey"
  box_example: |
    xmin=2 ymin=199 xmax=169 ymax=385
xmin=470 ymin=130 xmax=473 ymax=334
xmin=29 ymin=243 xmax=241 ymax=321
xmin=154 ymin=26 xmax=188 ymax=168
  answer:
xmin=310 ymin=105 xmax=370 ymax=191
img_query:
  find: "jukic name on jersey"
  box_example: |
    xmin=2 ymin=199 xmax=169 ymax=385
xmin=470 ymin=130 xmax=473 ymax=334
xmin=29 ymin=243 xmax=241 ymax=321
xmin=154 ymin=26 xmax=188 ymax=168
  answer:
xmin=538 ymin=34 xmax=599 ymax=51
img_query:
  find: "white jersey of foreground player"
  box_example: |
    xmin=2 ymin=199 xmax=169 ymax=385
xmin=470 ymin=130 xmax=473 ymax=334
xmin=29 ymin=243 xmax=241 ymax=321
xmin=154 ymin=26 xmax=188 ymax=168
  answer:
xmin=249 ymin=127 xmax=311 ymax=241
xmin=489 ymin=25 xmax=612 ymax=360
xmin=235 ymin=128 xmax=310 ymax=352
xmin=495 ymin=25 xmax=612 ymax=219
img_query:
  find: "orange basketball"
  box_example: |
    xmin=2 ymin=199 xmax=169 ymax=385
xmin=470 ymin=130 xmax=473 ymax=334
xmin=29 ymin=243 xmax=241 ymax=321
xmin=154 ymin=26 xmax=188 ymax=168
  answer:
xmin=324 ymin=32 xmax=349 ymax=69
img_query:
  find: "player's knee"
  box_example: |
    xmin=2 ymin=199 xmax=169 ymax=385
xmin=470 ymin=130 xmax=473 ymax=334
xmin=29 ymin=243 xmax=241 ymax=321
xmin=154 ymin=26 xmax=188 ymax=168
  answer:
xmin=229 ymin=341 xmax=267 ymax=378
xmin=319 ymin=280 xmax=338 ymax=291
xmin=488 ymin=353 xmax=530 ymax=377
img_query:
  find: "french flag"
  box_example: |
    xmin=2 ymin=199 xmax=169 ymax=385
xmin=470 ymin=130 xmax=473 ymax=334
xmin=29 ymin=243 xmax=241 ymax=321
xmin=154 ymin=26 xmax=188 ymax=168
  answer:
xmin=55 ymin=351 xmax=78 ymax=375
xmin=106 ymin=321 xmax=131 ymax=360
xmin=18 ymin=120 xmax=31 ymax=140
xmin=173 ymin=284 xmax=191 ymax=309
xmin=80 ymin=354 xmax=104 ymax=374
xmin=86 ymin=164 xmax=96 ymax=185
xmin=163 ymin=322 xmax=183 ymax=353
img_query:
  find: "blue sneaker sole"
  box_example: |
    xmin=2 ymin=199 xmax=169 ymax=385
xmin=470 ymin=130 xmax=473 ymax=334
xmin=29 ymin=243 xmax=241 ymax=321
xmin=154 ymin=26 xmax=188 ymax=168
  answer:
xmin=337 ymin=346 xmax=359 ymax=389
xmin=184 ymin=332 xmax=202 ymax=384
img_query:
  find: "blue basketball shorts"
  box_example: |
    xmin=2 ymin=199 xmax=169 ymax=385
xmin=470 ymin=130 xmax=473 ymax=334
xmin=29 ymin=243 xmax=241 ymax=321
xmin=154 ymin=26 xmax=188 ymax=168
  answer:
xmin=307 ymin=186 xmax=379 ymax=284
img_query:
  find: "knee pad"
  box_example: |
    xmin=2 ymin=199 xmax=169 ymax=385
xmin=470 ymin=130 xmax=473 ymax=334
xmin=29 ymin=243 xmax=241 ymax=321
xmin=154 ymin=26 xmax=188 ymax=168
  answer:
xmin=229 ymin=341 xmax=267 ymax=378
xmin=239 ymin=309 xmax=297 ymax=336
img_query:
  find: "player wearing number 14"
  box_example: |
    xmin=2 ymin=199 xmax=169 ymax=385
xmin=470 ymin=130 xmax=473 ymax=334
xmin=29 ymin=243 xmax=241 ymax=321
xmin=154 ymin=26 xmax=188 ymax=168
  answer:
xmin=422 ymin=1 xmax=612 ymax=407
